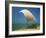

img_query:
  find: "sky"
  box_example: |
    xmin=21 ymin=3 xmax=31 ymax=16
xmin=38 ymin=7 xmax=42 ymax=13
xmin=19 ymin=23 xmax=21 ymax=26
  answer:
xmin=12 ymin=7 xmax=40 ymax=24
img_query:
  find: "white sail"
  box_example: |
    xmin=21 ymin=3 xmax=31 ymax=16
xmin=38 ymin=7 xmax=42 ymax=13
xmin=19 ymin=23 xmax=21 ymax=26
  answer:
xmin=20 ymin=9 xmax=36 ymax=21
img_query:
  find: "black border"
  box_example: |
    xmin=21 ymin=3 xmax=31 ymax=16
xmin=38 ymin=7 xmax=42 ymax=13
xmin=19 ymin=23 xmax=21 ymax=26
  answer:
xmin=5 ymin=1 xmax=45 ymax=38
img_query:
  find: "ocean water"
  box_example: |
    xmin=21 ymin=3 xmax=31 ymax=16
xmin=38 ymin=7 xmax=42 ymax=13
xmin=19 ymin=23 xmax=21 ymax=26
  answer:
xmin=12 ymin=23 xmax=40 ymax=31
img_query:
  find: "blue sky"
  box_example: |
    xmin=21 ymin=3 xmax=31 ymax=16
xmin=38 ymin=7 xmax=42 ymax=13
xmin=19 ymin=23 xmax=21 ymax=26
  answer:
xmin=12 ymin=7 xmax=40 ymax=24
